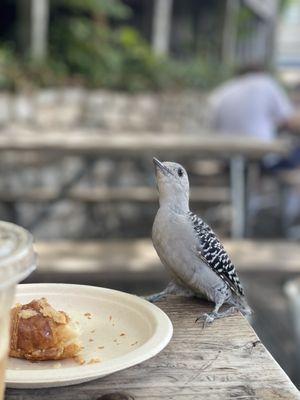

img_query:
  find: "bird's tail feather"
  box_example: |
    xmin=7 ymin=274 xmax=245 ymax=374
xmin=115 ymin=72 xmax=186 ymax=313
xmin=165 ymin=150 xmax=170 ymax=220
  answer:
xmin=233 ymin=295 xmax=252 ymax=316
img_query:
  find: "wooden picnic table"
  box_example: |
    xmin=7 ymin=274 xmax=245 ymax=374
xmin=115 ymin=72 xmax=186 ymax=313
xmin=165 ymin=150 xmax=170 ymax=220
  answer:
xmin=0 ymin=129 xmax=291 ymax=238
xmin=6 ymin=296 xmax=300 ymax=400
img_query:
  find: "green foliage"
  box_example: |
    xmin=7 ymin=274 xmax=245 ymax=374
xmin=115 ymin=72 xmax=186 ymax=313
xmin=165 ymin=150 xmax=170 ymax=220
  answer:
xmin=47 ymin=0 xmax=227 ymax=91
xmin=232 ymin=4 xmax=259 ymax=43
xmin=0 ymin=0 xmax=228 ymax=92
xmin=161 ymin=58 xmax=231 ymax=90
xmin=279 ymin=0 xmax=295 ymax=12
xmin=0 ymin=45 xmax=70 ymax=90
xmin=112 ymin=27 xmax=164 ymax=91
xmin=57 ymin=0 xmax=131 ymax=19
xmin=0 ymin=46 xmax=25 ymax=90
xmin=48 ymin=0 xmax=163 ymax=91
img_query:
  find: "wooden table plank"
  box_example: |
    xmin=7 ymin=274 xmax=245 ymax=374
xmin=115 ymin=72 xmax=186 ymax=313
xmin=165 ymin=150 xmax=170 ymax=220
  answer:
xmin=6 ymin=297 xmax=300 ymax=399
xmin=0 ymin=130 xmax=290 ymax=158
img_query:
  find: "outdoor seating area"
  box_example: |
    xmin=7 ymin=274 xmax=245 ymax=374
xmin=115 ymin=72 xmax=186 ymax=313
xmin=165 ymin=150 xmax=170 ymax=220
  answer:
xmin=1 ymin=1 xmax=300 ymax=399
xmin=0 ymin=127 xmax=291 ymax=238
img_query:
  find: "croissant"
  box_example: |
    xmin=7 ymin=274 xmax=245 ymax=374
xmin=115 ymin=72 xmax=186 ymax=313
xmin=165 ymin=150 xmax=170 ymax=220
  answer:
xmin=9 ymin=298 xmax=81 ymax=361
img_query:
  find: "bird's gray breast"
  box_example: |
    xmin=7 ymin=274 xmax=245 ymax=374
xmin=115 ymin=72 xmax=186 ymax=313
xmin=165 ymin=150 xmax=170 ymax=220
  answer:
xmin=152 ymin=207 xmax=225 ymax=300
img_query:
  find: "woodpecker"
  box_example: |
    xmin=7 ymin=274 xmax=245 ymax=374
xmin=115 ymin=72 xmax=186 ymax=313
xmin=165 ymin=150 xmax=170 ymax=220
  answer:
xmin=147 ymin=158 xmax=251 ymax=326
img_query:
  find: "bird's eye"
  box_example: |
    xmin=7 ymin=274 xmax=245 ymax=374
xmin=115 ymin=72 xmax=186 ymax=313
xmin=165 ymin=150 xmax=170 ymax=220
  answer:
xmin=177 ymin=168 xmax=184 ymax=177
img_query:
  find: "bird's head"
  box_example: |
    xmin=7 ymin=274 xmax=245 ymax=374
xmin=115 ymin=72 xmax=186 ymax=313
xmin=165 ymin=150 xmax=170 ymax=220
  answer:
xmin=153 ymin=158 xmax=190 ymax=210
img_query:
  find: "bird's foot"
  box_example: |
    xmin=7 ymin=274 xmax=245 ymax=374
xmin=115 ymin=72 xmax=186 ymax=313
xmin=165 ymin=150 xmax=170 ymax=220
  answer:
xmin=144 ymin=281 xmax=194 ymax=303
xmin=143 ymin=293 xmax=166 ymax=303
xmin=195 ymin=307 xmax=238 ymax=328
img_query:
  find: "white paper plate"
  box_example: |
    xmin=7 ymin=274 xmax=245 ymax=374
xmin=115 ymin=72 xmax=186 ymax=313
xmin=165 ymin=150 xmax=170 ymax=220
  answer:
xmin=6 ymin=283 xmax=173 ymax=388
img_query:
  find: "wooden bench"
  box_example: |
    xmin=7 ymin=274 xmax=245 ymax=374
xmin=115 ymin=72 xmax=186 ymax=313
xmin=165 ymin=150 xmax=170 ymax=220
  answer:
xmin=33 ymin=238 xmax=300 ymax=274
xmin=6 ymin=297 xmax=300 ymax=399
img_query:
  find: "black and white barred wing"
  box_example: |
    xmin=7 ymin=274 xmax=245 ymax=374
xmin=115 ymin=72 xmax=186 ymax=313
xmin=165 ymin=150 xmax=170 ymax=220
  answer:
xmin=188 ymin=212 xmax=244 ymax=297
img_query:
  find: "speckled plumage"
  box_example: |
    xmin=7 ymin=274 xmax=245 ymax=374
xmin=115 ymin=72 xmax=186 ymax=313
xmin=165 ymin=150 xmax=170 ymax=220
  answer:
xmin=188 ymin=211 xmax=244 ymax=297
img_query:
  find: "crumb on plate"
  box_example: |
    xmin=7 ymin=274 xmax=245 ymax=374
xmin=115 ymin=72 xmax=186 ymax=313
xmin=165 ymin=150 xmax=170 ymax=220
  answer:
xmin=87 ymin=358 xmax=101 ymax=365
xmin=74 ymin=356 xmax=85 ymax=365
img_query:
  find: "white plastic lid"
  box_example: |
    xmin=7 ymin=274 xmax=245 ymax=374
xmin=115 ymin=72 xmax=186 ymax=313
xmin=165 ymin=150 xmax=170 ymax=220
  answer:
xmin=0 ymin=221 xmax=36 ymax=289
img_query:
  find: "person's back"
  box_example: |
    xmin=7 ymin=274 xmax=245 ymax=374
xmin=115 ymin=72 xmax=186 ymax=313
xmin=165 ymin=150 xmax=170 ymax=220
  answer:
xmin=209 ymin=72 xmax=293 ymax=141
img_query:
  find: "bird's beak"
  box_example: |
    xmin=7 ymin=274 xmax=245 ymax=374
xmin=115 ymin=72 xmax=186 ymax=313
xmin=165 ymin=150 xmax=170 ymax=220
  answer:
xmin=153 ymin=157 xmax=173 ymax=175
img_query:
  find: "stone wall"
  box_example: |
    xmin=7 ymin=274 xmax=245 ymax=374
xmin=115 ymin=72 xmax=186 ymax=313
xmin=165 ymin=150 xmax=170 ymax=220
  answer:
xmin=0 ymin=88 xmax=210 ymax=132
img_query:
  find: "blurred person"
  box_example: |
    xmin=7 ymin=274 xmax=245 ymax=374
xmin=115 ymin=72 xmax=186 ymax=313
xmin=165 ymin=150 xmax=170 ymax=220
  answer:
xmin=208 ymin=64 xmax=300 ymax=233
xmin=209 ymin=64 xmax=296 ymax=142
xmin=209 ymin=64 xmax=300 ymax=169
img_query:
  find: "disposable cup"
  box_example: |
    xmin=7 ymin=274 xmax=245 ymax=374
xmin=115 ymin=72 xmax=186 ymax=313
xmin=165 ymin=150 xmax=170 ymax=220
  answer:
xmin=0 ymin=221 xmax=35 ymax=399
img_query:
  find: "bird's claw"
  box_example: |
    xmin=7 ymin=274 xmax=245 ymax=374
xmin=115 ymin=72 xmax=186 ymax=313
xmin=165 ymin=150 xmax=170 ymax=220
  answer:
xmin=195 ymin=312 xmax=216 ymax=328
xmin=195 ymin=307 xmax=240 ymax=328
xmin=143 ymin=293 xmax=166 ymax=303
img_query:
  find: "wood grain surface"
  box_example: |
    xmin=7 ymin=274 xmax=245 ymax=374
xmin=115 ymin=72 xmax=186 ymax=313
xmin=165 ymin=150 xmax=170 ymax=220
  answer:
xmin=6 ymin=296 xmax=300 ymax=399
